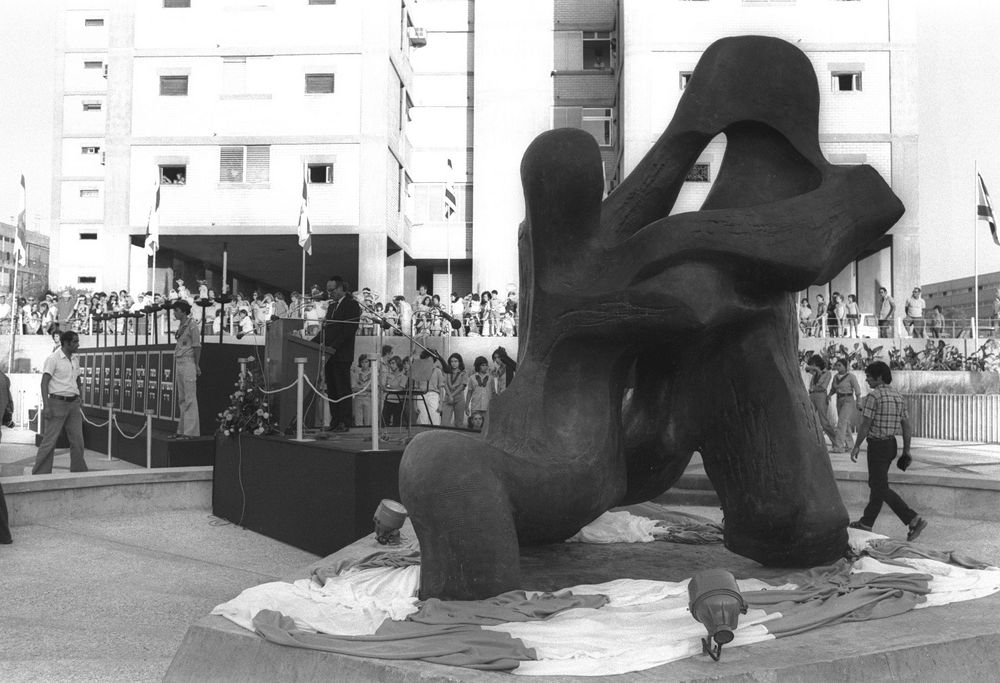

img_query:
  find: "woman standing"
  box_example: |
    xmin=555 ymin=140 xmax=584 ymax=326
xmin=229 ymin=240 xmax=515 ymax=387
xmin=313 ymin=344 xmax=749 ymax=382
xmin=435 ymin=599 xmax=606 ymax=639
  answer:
xmin=351 ymin=354 xmax=372 ymax=427
xmin=439 ymin=353 xmax=468 ymax=428
xmin=828 ymin=359 xmax=862 ymax=453
xmin=833 ymin=293 xmax=847 ymax=338
xmin=466 ymin=355 xmax=497 ymax=424
xmin=479 ymin=292 xmax=494 ymax=336
xmin=381 ymin=356 xmax=408 ymax=427
xmin=805 ymin=354 xmax=839 ymax=450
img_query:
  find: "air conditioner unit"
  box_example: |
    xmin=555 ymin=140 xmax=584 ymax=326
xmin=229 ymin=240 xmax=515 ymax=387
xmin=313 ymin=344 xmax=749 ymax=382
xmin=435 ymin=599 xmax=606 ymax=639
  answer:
xmin=407 ymin=26 xmax=427 ymax=48
xmin=103 ymin=64 xmax=108 ymax=79
xmin=100 ymin=151 xmax=106 ymax=166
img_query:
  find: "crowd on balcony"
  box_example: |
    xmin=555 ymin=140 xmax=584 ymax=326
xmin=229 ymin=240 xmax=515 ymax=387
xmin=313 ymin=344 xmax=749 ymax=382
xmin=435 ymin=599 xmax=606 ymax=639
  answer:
xmin=0 ymin=281 xmax=520 ymax=340
xmin=347 ymin=344 xmax=517 ymax=432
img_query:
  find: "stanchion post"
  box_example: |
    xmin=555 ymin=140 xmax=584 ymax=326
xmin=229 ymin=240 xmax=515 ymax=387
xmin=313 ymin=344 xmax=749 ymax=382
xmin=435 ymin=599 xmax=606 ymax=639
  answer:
xmin=292 ymin=357 xmax=309 ymax=441
xmin=145 ymin=409 xmax=154 ymax=469
xmin=370 ymin=349 xmax=379 ymax=451
xmin=106 ymin=402 xmax=114 ymax=462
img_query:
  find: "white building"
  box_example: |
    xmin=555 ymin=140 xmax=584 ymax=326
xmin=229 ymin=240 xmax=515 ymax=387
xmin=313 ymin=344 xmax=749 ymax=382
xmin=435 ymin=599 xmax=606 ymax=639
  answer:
xmin=51 ymin=0 xmax=916 ymax=313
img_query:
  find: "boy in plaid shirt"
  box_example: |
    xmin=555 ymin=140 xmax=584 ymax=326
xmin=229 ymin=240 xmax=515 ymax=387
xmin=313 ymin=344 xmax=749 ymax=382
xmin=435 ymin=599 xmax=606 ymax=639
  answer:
xmin=849 ymin=361 xmax=926 ymax=541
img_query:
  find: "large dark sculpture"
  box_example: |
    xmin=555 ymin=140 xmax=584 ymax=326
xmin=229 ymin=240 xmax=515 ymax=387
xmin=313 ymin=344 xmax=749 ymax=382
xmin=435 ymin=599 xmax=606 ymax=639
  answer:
xmin=399 ymin=36 xmax=904 ymax=600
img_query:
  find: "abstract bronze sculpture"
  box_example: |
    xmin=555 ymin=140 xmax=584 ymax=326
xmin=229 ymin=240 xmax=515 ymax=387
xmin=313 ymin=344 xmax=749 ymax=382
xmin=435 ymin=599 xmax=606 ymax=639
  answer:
xmin=399 ymin=36 xmax=904 ymax=600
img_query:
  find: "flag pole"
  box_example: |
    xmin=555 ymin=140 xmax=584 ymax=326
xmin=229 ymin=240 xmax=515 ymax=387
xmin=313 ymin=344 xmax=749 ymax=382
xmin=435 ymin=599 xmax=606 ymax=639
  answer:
xmin=7 ymin=259 xmax=18 ymax=371
xmin=301 ymin=247 xmax=306 ymax=304
xmin=974 ymin=161 xmax=980 ymax=343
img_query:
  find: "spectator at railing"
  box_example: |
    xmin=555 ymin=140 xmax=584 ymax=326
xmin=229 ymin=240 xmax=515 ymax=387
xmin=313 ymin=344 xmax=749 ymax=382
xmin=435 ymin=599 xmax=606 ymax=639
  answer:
xmin=414 ymin=296 xmax=432 ymax=336
xmin=831 ymin=292 xmax=846 ymax=337
xmin=904 ymin=287 xmax=926 ymax=339
xmin=877 ymin=287 xmax=895 ymax=339
xmin=382 ymin=302 xmax=398 ymax=334
xmin=927 ymin=305 xmax=945 ymax=339
xmin=991 ymin=288 xmax=1000 ymax=335
xmin=479 ymin=292 xmax=496 ymax=336
xmin=393 ymin=295 xmax=413 ymax=337
xmin=439 ymin=352 xmax=467 ymax=428
xmin=811 ymin=294 xmax=826 ymax=337
xmin=466 ymin=293 xmax=480 ymax=336
xmin=797 ymin=298 xmax=813 ymax=336
xmin=845 ymin=294 xmax=860 ymax=338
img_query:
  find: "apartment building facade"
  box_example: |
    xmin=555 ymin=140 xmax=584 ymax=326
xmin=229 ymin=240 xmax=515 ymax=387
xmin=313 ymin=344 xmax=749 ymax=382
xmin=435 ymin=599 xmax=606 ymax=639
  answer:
xmin=51 ymin=0 xmax=916 ymax=310
xmin=52 ymin=0 xmax=422 ymax=299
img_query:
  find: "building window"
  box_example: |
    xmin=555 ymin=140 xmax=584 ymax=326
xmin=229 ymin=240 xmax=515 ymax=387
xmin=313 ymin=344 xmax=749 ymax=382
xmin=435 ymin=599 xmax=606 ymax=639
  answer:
xmin=78 ymin=276 xmax=97 ymax=284
xmin=159 ymin=164 xmax=187 ymax=184
xmin=82 ymin=101 xmax=102 ymax=111
xmin=79 ymin=233 xmax=98 ymax=240
xmin=84 ymin=18 xmax=104 ymax=27
xmin=685 ymin=163 xmax=711 ymax=182
xmin=305 ymin=73 xmax=335 ymax=94
xmin=582 ymin=108 xmax=614 ymax=147
xmin=83 ymin=60 xmax=103 ymax=70
xmin=160 ymin=75 xmax=189 ymax=96
xmin=582 ymin=31 xmax=612 ymax=70
xmin=679 ymin=72 xmax=693 ymax=90
xmin=163 ymin=0 xmax=191 ymax=7
xmin=219 ymin=145 xmax=269 ymax=184
xmin=81 ymin=146 xmax=101 ymax=155
xmin=80 ymin=188 xmax=100 ymax=198
xmin=307 ymin=163 xmax=333 ymax=184
xmin=308 ymin=0 xmax=336 ymax=4
xmin=832 ymin=71 xmax=862 ymax=91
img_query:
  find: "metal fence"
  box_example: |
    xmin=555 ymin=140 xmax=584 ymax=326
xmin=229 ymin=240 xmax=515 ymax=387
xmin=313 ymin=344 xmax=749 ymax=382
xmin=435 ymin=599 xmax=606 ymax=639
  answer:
xmin=905 ymin=393 xmax=1000 ymax=444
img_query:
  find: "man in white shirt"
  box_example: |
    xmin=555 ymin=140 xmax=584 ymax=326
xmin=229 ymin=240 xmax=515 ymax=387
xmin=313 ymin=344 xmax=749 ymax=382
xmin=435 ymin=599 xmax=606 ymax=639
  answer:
xmin=32 ymin=331 xmax=87 ymax=474
xmin=394 ymin=296 xmax=413 ymax=337
xmin=903 ymin=287 xmax=926 ymax=338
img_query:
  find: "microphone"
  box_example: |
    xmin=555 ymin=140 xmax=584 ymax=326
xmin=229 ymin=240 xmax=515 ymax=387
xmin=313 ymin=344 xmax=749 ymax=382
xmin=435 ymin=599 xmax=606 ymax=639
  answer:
xmin=437 ymin=308 xmax=464 ymax=331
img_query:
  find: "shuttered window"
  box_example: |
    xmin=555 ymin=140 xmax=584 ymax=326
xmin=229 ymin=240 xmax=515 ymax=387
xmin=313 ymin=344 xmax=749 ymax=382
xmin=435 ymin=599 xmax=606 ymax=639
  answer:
xmin=305 ymin=73 xmax=335 ymax=94
xmin=163 ymin=0 xmax=191 ymax=7
xmin=84 ymin=18 xmax=104 ymax=27
xmin=246 ymin=146 xmax=269 ymax=183
xmin=84 ymin=60 xmax=103 ymax=69
xmin=160 ymin=75 xmax=188 ymax=96
xmin=220 ymin=146 xmax=269 ymax=184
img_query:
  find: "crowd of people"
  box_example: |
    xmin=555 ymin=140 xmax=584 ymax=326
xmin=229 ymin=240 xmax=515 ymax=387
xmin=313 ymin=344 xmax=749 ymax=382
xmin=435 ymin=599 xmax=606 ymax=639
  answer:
xmin=0 ymin=281 xmax=519 ymax=340
xmin=797 ymin=287 xmax=961 ymax=339
xmin=347 ymin=344 xmax=517 ymax=432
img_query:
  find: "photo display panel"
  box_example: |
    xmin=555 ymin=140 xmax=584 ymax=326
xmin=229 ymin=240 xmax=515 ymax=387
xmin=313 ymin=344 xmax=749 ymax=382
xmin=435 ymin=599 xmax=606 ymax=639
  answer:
xmin=80 ymin=353 xmax=92 ymax=407
xmin=134 ymin=351 xmax=147 ymax=414
xmin=147 ymin=352 xmax=160 ymax=417
xmin=101 ymin=353 xmax=113 ymax=407
xmin=92 ymin=354 xmax=104 ymax=407
xmin=159 ymin=352 xmax=175 ymax=420
xmin=112 ymin=352 xmax=122 ymax=411
xmin=122 ymin=352 xmax=135 ymax=413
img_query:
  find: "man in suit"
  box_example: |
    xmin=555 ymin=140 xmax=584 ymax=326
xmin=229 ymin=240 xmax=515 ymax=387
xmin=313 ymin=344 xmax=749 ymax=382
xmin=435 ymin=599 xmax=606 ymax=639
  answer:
xmin=1 ymin=366 xmax=15 ymax=544
xmin=311 ymin=276 xmax=361 ymax=432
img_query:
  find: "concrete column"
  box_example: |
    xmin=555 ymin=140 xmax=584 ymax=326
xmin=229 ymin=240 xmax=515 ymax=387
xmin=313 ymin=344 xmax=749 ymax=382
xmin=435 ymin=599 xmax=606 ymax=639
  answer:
xmin=386 ymin=250 xmax=404 ymax=302
xmin=403 ymin=265 xmax=417 ymax=301
xmin=358 ymin=233 xmax=388 ymax=301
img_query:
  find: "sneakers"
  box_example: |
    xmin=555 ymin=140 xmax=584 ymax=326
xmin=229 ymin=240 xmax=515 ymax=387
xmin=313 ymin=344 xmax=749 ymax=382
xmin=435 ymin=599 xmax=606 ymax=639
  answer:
xmin=907 ymin=516 xmax=927 ymax=542
xmin=848 ymin=520 xmax=873 ymax=532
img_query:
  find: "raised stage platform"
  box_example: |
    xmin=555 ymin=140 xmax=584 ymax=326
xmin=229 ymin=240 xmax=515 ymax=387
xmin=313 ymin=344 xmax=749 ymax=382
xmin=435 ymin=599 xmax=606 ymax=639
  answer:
xmin=212 ymin=429 xmax=413 ymax=556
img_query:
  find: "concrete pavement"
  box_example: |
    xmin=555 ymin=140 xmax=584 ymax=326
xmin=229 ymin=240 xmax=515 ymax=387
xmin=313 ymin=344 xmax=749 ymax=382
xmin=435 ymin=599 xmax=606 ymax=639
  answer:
xmin=2 ymin=433 xmax=1000 ymax=681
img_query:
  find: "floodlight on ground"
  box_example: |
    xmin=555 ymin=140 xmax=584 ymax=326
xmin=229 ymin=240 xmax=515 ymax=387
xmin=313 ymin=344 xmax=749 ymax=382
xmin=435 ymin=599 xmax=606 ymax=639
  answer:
xmin=688 ymin=568 xmax=748 ymax=661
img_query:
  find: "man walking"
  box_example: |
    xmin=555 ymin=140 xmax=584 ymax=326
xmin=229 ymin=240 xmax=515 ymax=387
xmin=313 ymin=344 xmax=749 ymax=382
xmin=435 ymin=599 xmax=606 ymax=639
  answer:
xmin=903 ymin=287 xmax=926 ymax=338
xmin=877 ymin=287 xmax=895 ymax=338
xmin=172 ymin=300 xmax=201 ymax=438
xmin=32 ymin=331 xmax=88 ymax=474
xmin=312 ymin=276 xmax=361 ymax=432
xmin=0 ymin=365 xmax=14 ymax=543
xmin=849 ymin=361 xmax=926 ymax=541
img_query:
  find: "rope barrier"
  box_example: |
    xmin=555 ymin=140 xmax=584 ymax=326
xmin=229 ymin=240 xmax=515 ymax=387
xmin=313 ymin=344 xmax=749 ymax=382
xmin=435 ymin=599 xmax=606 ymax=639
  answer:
xmin=258 ymin=378 xmax=299 ymax=395
xmin=112 ymin=415 xmax=148 ymax=440
xmin=81 ymin=412 xmax=110 ymax=428
xmin=302 ymin=375 xmax=368 ymax=404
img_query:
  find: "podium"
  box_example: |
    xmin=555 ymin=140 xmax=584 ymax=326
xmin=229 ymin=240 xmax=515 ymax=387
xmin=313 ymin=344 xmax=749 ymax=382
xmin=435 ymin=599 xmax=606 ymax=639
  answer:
xmin=265 ymin=318 xmax=326 ymax=431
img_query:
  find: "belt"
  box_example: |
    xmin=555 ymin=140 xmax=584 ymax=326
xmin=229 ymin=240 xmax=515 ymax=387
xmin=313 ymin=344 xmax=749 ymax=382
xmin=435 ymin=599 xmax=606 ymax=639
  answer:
xmin=837 ymin=393 xmax=855 ymax=398
xmin=867 ymin=435 xmax=895 ymax=441
xmin=49 ymin=394 xmax=79 ymax=402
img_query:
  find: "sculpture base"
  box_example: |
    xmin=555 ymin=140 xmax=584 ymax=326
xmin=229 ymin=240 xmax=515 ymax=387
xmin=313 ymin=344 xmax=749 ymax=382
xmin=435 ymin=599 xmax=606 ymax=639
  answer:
xmin=166 ymin=504 xmax=1000 ymax=682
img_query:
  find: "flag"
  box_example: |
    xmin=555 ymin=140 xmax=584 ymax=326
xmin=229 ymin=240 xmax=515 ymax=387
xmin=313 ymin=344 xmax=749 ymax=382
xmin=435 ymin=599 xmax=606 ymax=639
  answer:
xmin=144 ymin=178 xmax=160 ymax=256
xmin=977 ymin=172 xmax=999 ymax=246
xmin=297 ymin=174 xmax=312 ymax=255
xmin=443 ymin=158 xmax=456 ymax=220
xmin=14 ymin=174 xmax=26 ymax=266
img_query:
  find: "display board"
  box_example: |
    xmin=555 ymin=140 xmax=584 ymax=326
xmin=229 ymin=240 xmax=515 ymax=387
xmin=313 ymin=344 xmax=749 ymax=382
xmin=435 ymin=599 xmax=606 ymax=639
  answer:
xmin=75 ymin=346 xmax=176 ymax=422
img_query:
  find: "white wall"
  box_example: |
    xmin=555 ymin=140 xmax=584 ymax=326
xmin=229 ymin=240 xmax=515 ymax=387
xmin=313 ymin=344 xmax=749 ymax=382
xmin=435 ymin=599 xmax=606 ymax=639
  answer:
xmin=128 ymin=144 xmax=361 ymax=229
xmin=61 ymin=139 xmax=106 ymax=177
xmin=130 ymin=54 xmax=363 ymax=138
